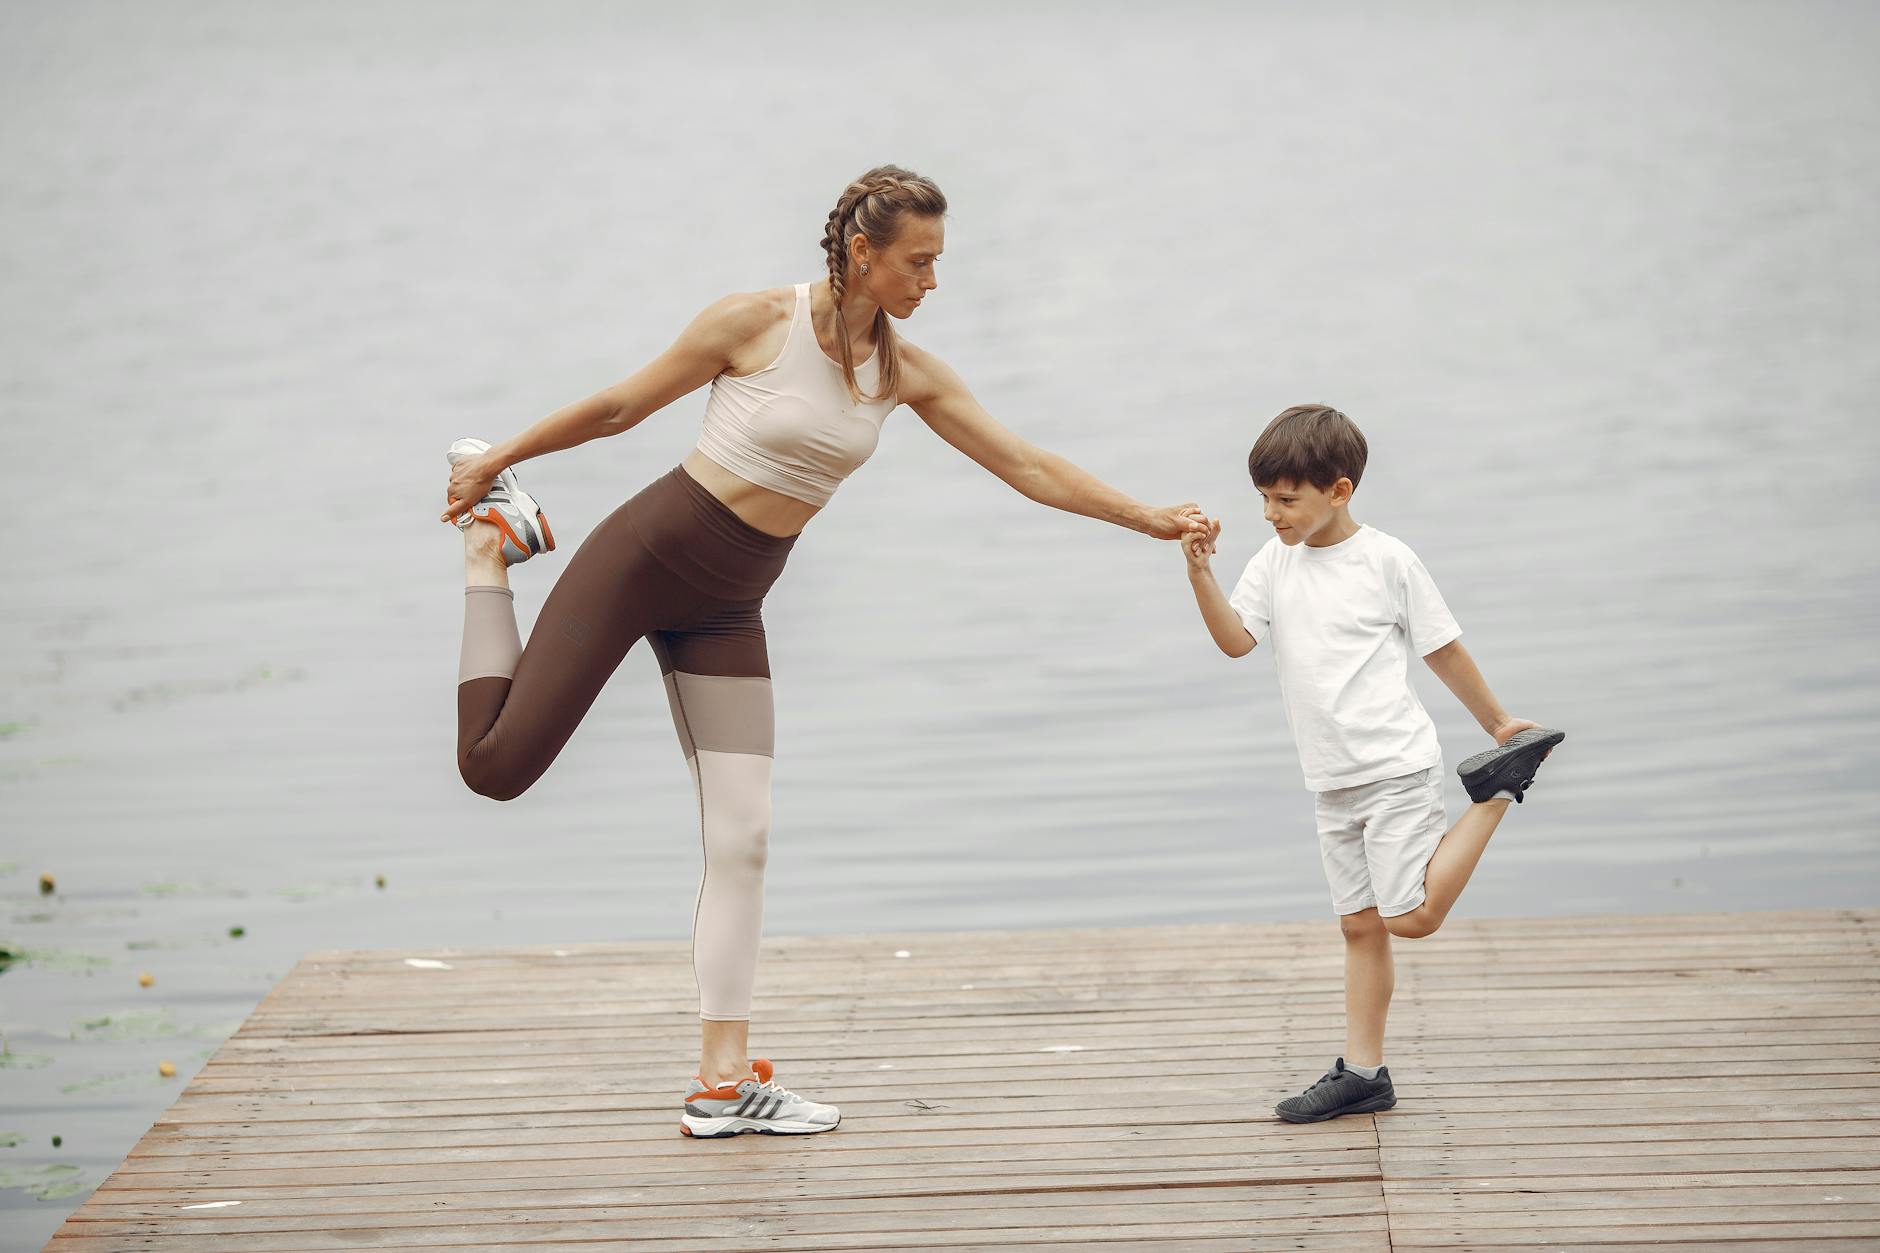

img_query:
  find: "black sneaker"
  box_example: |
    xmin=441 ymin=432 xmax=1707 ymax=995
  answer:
xmin=1275 ymin=1058 xmax=1396 ymax=1123
xmin=1456 ymin=726 xmax=1565 ymax=803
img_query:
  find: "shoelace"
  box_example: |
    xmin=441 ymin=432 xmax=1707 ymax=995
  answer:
xmin=754 ymin=1078 xmax=800 ymax=1103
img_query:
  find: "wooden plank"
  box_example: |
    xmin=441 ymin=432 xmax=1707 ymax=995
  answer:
xmin=1385 ymin=1182 xmax=1880 ymax=1212
xmin=1391 ymin=1221 xmax=1880 ymax=1246
xmin=49 ymin=907 xmax=1880 ymax=1249
xmin=51 ymin=1208 xmax=1396 ymax=1249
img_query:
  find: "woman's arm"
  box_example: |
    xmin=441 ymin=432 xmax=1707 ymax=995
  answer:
xmin=442 ymin=291 xmax=783 ymax=524
xmin=899 ymin=343 xmax=1205 ymax=541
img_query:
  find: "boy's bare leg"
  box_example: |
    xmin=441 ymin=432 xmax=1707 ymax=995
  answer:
xmin=1342 ymin=909 xmax=1393 ymax=1067
xmin=1383 ymin=798 xmax=1512 ymax=939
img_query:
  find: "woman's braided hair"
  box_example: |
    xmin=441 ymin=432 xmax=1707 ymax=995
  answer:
xmin=819 ymin=165 xmax=947 ymax=403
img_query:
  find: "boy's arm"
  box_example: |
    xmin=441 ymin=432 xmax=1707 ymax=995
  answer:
xmin=1423 ymin=639 xmax=1537 ymax=744
xmin=1184 ymin=523 xmax=1257 ymax=658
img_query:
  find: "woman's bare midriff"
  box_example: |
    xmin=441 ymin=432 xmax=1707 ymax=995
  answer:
xmin=682 ymin=449 xmax=822 ymax=539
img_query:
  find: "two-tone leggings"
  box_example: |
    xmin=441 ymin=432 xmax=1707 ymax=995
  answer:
xmin=456 ymin=465 xmax=793 ymax=1021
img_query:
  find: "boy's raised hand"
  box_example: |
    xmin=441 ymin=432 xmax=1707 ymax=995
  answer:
xmin=1491 ymin=717 xmax=1551 ymax=751
xmin=1181 ymin=509 xmax=1221 ymax=569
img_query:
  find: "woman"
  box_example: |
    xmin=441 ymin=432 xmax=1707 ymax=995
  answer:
xmin=441 ymin=165 xmax=1208 ymax=1138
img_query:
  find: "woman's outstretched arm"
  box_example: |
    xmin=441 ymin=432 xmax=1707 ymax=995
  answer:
xmin=899 ymin=343 xmax=1207 ymax=541
xmin=443 ymin=291 xmax=784 ymax=523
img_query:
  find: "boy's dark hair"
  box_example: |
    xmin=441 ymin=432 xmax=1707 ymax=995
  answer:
xmin=1248 ymin=404 xmax=1368 ymax=491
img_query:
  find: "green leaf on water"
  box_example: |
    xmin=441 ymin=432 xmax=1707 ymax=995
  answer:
xmin=0 ymin=1163 xmax=83 ymax=1200
xmin=142 ymin=881 xmax=244 ymax=899
xmin=0 ymin=1131 xmax=24 ymax=1147
xmin=271 ymin=875 xmax=365 ymax=902
xmin=190 ymin=1019 xmax=245 ymax=1042
xmin=0 ymin=1051 xmax=53 ymax=1070
xmin=125 ymin=933 xmax=220 ymax=952
xmin=59 ymin=1072 xmax=165 ymax=1095
xmin=36 ymin=1177 xmax=89 ymax=1199
xmin=0 ymin=722 xmax=28 ymax=739
xmin=0 ymin=945 xmax=109 ymax=974
xmin=73 ymin=1009 xmax=180 ymax=1043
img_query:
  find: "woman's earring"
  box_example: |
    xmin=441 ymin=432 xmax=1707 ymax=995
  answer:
xmin=860 ymin=263 xmax=869 ymax=275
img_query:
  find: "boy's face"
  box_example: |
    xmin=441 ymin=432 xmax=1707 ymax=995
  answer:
xmin=1257 ymin=477 xmax=1354 ymax=546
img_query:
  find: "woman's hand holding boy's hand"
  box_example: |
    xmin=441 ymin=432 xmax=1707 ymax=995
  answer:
xmin=1181 ymin=509 xmax=1221 ymax=570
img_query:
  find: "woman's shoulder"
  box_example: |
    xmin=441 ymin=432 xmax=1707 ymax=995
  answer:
xmin=892 ymin=336 xmax=954 ymax=405
xmin=699 ymin=286 xmax=796 ymax=336
xmin=683 ymin=287 xmax=797 ymax=367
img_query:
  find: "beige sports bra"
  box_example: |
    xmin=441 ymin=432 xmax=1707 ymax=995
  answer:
xmin=692 ymin=282 xmax=898 ymax=508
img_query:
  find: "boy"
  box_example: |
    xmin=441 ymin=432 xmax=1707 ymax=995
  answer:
xmin=1180 ymin=404 xmax=1564 ymax=1123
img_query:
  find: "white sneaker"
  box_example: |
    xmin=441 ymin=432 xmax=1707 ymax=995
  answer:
xmin=679 ymin=1059 xmax=841 ymax=1138
xmin=448 ymin=437 xmax=556 ymax=566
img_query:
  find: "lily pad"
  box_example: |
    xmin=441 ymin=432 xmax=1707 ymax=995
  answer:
xmin=0 ymin=1051 xmax=53 ymax=1070
xmin=59 ymin=1071 xmax=168 ymax=1095
xmin=0 ymin=1163 xmax=84 ymax=1200
xmin=0 ymin=756 xmax=81 ymax=783
xmin=142 ymin=881 xmax=245 ymax=899
xmin=112 ymin=666 xmax=305 ymax=712
xmin=191 ymin=1019 xmax=244 ymax=1042
xmin=73 ymin=1009 xmax=180 ymax=1043
xmin=0 ymin=945 xmax=110 ymax=974
xmin=124 ymin=933 xmax=219 ymax=952
xmin=271 ymin=876 xmax=361 ymax=902
xmin=15 ymin=905 xmax=139 ymax=927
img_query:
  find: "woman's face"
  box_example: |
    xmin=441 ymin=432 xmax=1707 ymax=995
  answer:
xmin=858 ymin=215 xmax=943 ymax=319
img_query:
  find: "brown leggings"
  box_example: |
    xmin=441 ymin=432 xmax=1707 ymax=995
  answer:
xmin=456 ymin=466 xmax=794 ymax=1020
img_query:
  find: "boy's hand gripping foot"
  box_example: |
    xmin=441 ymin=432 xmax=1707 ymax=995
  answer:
xmin=680 ymin=1058 xmax=841 ymax=1138
xmin=1457 ymin=726 xmax=1566 ymax=804
xmin=446 ymin=437 xmax=557 ymax=566
xmin=1276 ymin=1058 xmax=1397 ymax=1123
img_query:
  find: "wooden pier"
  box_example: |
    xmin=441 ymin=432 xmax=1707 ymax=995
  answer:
xmin=46 ymin=907 xmax=1880 ymax=1250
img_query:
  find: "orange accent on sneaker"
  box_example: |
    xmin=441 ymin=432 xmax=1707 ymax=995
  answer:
xmin=470 ymin=507 xmax=529 ymax=562
xmin=686 ymin=1073 xmax=748 ymax=1101
xmin=537 ymin=511 xmax=556 ymax=551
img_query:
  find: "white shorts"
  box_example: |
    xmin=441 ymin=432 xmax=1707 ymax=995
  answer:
xmin=1315 ymin=766 xmax=1448 ymax=918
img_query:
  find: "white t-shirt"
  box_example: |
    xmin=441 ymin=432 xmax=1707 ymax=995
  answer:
xmin=1228 ymin=525 xmax=1462 ymax=793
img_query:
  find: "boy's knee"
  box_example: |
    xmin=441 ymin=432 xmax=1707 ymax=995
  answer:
xmin=1384 ymin=912 xmax=1440 ymax=939
xmin=1340 ymin=909 xmax=1387 ymax=941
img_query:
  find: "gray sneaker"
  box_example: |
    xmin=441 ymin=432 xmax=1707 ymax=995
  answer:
xmin=1276 ymin=1058 xmax=1397 ymax=1123
xmin=1457 ymin=726 xmax=1565 ymax=803
xmin=448 ymin=437 xmax=556 ymax=566
xmin=679 ymin=1058 xmax=840 ymax=1139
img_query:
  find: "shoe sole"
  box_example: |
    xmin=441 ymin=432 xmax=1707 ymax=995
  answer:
xmin=1458 ymin=728 xmax=1565 ymax=800
xmin=679 ymin=1114 xmax=841 ymax=1139
xmin=1275 ymin=1093 xmax=1397 ymax=1124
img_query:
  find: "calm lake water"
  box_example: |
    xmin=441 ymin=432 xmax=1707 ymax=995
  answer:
xmin=4 ymin=0 xmax=1878 ymax=1244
